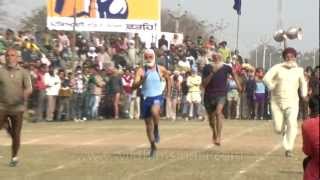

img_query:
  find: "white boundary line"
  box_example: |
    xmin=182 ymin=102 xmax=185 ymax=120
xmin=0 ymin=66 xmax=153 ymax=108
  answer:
xmin=203 ymin=127 xmax=256 ymax=150
xmin=24 ymin=122 xmax=263 ymax=179
xmin=126 ymin=126 xmax=259 ymax=180
xmin=115 ymin=132 xmax=188 ymax=153
xmin=25 ymin=131 xmax=134 ymax=178
xmin=230 ymin=143 xmax=282 ymax=180
xmin=1 ymin=135 xmax=63 ymax=146
xmin=26 ymin=128 xmax=203 ymax=178
xmin=40 ymin=131 xmax=135 ymax=154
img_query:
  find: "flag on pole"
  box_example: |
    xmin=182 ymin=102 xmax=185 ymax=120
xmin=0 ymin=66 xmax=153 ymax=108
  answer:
xmin=233 ymin=0 xmax=241 ymax=15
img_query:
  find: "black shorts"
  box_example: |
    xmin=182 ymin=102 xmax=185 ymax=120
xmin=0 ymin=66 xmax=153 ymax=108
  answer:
xmin=204 ymin=95 xmax=226 ymax=113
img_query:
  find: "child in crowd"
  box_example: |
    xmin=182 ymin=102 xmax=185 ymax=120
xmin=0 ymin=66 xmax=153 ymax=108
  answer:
xmin=254 ymin=68 xmax=267 ymax=120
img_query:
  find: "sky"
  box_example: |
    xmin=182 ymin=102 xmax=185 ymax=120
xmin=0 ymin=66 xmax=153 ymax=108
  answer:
xmin=1 ymin=0 xmax=319 ymax=56
xmin=161 ymin=0 xmax=319 ymax=56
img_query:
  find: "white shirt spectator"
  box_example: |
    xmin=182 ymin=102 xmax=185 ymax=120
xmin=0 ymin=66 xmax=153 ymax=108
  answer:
xmin=44 ymin=73 xmax=61 ymax=96
xmin=178 ymin=59 xmax=191 ymax=71
xmin=40 ymin=53 xmax=51 ymax=67
xmin=58 ymin=33 xmax=70 ymax=52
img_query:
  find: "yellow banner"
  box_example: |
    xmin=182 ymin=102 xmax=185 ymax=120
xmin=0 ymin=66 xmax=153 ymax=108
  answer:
xmin=47 ymin=0 xmax=160 ymax=20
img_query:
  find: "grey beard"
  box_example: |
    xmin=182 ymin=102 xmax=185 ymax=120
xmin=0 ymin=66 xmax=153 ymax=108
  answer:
xmin=146 ymin=61 xmax=155 ymax=67
xmin=212 ymin=62 xmax=224 ymax=72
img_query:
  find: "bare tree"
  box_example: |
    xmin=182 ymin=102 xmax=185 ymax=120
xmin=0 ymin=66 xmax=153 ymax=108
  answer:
xmin=20 ymin=6 xmax=47 ymax=31
xmin=162 ymin=8 xmax=228 ymax=41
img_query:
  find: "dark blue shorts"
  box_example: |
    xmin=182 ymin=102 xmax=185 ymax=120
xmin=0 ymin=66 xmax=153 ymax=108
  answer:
xmin=204 ymin=95 xmax=226 ymax=113
xmin=141 ymin=95 xmax=164 ymax=119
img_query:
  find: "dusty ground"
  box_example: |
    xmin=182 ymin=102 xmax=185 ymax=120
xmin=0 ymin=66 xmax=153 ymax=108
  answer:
xmin=0 ymin=119 xmax=304 ymax=180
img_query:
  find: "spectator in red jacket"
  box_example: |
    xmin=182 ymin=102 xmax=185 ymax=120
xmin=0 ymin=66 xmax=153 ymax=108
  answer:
xmin=122 ymin=67 xmax=134 ymax=117
xmin=33 ymin=64 xmax=48 ymax=122
xmin=302 ymin=95 xmax=319 ymax=180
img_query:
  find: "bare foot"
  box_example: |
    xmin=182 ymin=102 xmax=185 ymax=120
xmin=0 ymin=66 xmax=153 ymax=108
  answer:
xmin=212 ymin=135 xmax=217 ymax=145
xmin=214 ymin=138 xmax=221 ymax=146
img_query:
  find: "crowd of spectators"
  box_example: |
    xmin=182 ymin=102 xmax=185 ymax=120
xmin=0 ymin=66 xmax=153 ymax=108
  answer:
xmin=0 ymin=28 xmax=318 ymax=122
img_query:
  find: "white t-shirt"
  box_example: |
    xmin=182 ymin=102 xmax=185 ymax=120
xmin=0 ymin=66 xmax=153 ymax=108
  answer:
xmin=44 ymin=73 xmax=61 ymax=96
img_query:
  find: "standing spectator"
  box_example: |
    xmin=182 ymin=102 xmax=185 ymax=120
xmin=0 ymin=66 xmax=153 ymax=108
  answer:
xmin=171 ymin=34 xmax=180 ymax=47
xmin=58 ymin=32 xmax=70 ymax=61
xmin=157 ymin=53 xmax=168 ymax=68
xmin=158 ymin=35 xmax=168 ymax=49
xmin=196 ymin=36 xmax=204 ymax=47
xmin=254 ymin=68 xmax=267 ymax=120
xmin=44 ymin=66 xmax=61 ymax=121
xmin=308 ymin=66 xmax=319 ymax=100
xmin=127 ymin=40 xmax=139 ymax=66
xmin=226 ymin=75 xmax=240 ymax=119
xmin=87 ymin=46 xmax=98 ymax=63
xmin=231 ymin=55 xmax=244 ymax=117
xmin=185 ymin=50 xmax=196 ymax=70
xmin=168 ymin=71 xmax=182 ymax=121
xmin=205 ymin=36 xmax=216 ymax=51
xmin=96 ymin=46 xmax=111 ymax=70
xmin=218 ymin=41 xmax=231 ymax=63
xmin=186 ymin=41 xmax=198 ymax=60
xmin=33 ymin=64 xmax=48 ymax=122
xmin=119 ymin=34 xmax=128 ymax=52
xmin=121 ymin=67 xmax=134 ymax=118
xmin=186 ymin=67 xmax=202 ymax=120
xmin=299 ymin=66 xmax=313 ymax=120
xmin=181 ymin=72 xmax=190 ymax=120
xmin=245 ymin=69 xmax=256 ymax=119
xmin=133 ymin=33 xmax=142 ymax=50
xmin=87 ymin=65 xmax=105 ymax=120
xmin=71 ymin=67 xmax=86 ymax=122
xmin=263 ymin=47 xmax=308 ymax=157
xmin=58 ymin=32 xmax=70 ymax=50
xmin=130 ymin=74 xmax=141 ymax=120
xmin=197 ymin=49 xmax=210 ymax=71
xmin=57 ymin=70 xmax=73 ymax=121
xmin=41 ymin=29 xmax=53 ymax=51
xmin=178 ymin=56 xmax=191 ymax=72
xmin=82 ymin=67 xmax=92 ymax=121
xmin=106 ymin=65 xmax=122 ymax=119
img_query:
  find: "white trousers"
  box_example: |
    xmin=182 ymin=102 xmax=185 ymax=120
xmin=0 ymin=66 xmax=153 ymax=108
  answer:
xmin=271 ymin=100 xmax=299 ymax=151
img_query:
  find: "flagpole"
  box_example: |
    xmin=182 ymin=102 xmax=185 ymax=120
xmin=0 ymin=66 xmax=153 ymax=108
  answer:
xmin=235 ymin=14 xmax=240 ymax=54
xmin=72 ymin=0 xmax=77 ymax=65
xmin=233 ymin=0 xmax=241 ymax=55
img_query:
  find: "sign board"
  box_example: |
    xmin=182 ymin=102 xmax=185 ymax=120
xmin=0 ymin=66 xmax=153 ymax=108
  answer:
xmin=47 ymin=0 xmax=161 ymax=33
